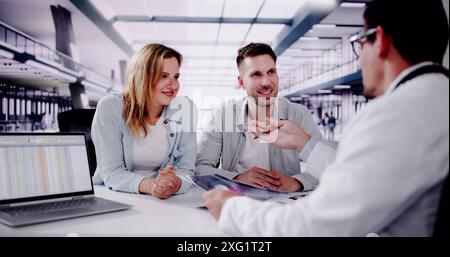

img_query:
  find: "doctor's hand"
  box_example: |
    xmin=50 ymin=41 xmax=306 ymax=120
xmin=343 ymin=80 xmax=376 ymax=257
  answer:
xmin=151 ymin=165 xmax=182 ymax=199
xmin=271 ymin=171 xmax=303 ymax=192
xmin=203 ymin=188 xmax=238 ymax=220
xmin=234 ymin=167 xmax=281 ymax=190
xmin=248 ymin=119 xmax=311 ymax=152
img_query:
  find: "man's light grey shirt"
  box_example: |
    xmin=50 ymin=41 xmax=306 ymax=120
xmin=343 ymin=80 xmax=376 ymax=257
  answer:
xmin=196 ymin=96 xmax=323 ymax=191
xmin=91 ymin=94 xmax=197 ymax=194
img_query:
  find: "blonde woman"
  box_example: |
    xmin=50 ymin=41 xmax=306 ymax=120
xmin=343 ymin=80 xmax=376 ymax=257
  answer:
xmin=91 ymin=44 xmax=197 ymax=199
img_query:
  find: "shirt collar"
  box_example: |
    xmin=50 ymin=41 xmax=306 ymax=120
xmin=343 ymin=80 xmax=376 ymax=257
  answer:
xmin=385 ymin=61 xmax=435 ymax=94
xmin=237 ymin=96 xmax=287 ymax=131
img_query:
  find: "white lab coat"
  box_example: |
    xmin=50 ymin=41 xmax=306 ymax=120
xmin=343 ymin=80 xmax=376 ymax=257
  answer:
xmin=218 ymin=62 xmax=449 ymax=236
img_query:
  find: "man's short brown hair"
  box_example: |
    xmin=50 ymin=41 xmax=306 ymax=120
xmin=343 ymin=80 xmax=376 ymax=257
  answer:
xmin=236 ymin=43 xmax=277 ymax=68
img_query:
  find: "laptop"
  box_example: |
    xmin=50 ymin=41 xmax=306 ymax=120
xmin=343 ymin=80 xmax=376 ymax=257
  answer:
xmin=0 ymin=133 xmax=131 ymax=227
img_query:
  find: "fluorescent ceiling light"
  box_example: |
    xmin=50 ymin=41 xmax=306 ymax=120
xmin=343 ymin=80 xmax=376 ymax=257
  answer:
xmin=310 ymin=0 xmax=337 ymax=10
xmin=301 ymin=95 xmax=310 ymax=98
xmin=290 ymin=97 xmax=303 ymax=101
xmin=186 ymin=23 xmax=219 ymax=41
xmin=284 ymin=49 xmax=303 ymax=54
xmin=218 ymin=24 xmax=251 ymax=42
xmin=245 ymin=24 xmax=286 ymax=43
xmin=300 ymin=37 xmax=320 ymax=41
xmin=259 ymin=0 xmax=308 ymax=19
xmin=214 ymin=45 xmax=241 ymax=58
xmin=340 ymin=2 xmax=366 ymax=8
xmin=313 ymin=24 xmax=337 ymax=29
xmin=0 ymin=48 xmax=14 ymax=59
xmin=318 ymin=89 xmax=333 ymax=94
xmin=334 ymin=85 xmax=351 ymax=89
xmin=223 ymin=0 xmax=263 ymax=18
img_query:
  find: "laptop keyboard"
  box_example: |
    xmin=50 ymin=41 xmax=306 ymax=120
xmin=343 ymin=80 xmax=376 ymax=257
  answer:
xmin=2 ymin=198 xmax=96 ymax=217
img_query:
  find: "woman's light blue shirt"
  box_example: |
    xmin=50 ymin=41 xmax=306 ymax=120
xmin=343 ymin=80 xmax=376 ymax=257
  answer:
xmin=91 ymin=93 xmax=197 ymax=194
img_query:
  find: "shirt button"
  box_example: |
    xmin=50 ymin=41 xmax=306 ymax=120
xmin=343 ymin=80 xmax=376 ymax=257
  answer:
xmin=164 ymin=120 xmax=168 ymax=124
xmin=169 ymin=133 xmax=174 ymax=137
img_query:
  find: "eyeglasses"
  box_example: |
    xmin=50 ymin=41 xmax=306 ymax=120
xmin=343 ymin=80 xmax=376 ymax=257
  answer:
xmin=350 ymin=28 xmax=377 ymax=59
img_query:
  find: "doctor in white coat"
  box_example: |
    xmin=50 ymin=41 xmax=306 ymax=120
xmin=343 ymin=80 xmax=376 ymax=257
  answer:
xmin=202 ymin=0 xmax=449 ymax=236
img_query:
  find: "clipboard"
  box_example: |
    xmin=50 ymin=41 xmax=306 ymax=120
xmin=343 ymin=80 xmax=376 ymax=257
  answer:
xmin=191 ymin=174 xmax=295 ymax=200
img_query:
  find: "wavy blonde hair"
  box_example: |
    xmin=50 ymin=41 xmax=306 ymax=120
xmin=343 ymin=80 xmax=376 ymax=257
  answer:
xmin=122 ymin=44 xmax=182 ymax=137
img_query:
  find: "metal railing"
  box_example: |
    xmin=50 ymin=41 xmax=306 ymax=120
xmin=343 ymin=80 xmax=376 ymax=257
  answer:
xmin=0 ymin=21 xmax=123 ymax=91
xmin=279 ymin=36 xmax=361 ymax=91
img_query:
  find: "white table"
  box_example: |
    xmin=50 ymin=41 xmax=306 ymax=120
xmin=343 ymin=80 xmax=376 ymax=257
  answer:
xmin=0 ymin=186 xmax=226 ymax=236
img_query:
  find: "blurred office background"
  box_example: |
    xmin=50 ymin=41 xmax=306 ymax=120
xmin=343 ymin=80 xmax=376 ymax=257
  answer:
xmin=0 ymin=0 xmax=448 ymax=143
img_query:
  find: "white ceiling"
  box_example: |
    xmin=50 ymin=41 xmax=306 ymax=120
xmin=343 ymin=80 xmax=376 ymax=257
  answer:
xmin=0 ymin=0 xmax=368 ymax=93
xmin=321 ymin=4 xmax=366 ymax=25
xmin=88 ymin=0 xmax=368 ymax=89
xmin=90 ymin=0 xmax=314 ymax=88
xmin=305 ymin=26 xmax=361 ymax=38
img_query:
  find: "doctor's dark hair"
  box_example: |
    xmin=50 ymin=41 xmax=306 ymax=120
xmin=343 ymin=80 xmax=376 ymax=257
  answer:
xmin=236 ymin=43 xmax=277 ymax=69
xmin=363 ymin=0 xmax=449 ymax=64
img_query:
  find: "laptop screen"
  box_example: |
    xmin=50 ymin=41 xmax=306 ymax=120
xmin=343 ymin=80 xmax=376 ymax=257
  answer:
xmin=0 ymin=133 xmax=93 ymax=203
